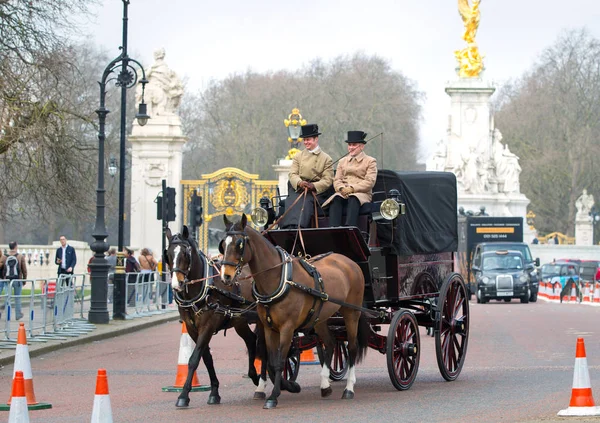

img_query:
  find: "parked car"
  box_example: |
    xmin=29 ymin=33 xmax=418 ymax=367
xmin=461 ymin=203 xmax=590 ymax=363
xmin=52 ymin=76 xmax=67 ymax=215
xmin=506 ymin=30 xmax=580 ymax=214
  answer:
xmin=540 ymin=260 xmax=581 ymax=302
xmin=471 ymin=242 xmax=540 ymax=302
xmin=578 ymin=260 xmax=600 ymax=285
xmin=472 ymin=250 xmax=531 ymax=304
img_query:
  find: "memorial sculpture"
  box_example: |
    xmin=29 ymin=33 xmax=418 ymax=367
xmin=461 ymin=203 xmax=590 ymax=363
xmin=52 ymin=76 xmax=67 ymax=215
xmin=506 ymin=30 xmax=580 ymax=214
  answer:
xmin=455 ymin=0 xmax=484 ymax=78
xmin=575 ymin=189 xmax=595 ymax=220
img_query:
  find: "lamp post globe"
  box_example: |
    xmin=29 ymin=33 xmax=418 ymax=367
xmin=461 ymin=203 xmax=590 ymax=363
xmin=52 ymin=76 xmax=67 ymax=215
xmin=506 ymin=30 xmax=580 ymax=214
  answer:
xmin=89 ymin=0 xmax=150 ymax=324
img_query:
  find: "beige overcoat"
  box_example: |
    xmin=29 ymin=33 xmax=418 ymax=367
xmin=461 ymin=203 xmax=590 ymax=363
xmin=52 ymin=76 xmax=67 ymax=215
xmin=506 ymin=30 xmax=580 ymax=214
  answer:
xmin=289 ymin=148 xmax=334 ymax=194
xmin=323 ymin=151 xmax=377 ymax=207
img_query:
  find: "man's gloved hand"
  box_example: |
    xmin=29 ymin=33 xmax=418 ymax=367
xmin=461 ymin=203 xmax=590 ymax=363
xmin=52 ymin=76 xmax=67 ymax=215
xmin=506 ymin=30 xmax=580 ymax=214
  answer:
xmin=306 ymin=182 xmax=316 ymax=192
xmin=298 ymin=181 xmax=309 ymax=190
xmin=340 ymin=186 xmax=354 ymax=197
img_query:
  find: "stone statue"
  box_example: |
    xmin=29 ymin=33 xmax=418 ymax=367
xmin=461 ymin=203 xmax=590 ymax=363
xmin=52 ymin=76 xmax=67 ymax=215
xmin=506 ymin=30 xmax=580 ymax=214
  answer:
xmin=456 ymin=146 xmax=486 ymax=194
xmin=428 ymin=139 xmax=447 ymax=171
xmin=575 ymin=189 xmax=594 ymax=220
xmin=495 ymin=144 xmax=521 ymax=193
xmin=454 ymin=0 xmax=484 ymax=78
xmin=136 ymin=48 xmax=184 ymax=117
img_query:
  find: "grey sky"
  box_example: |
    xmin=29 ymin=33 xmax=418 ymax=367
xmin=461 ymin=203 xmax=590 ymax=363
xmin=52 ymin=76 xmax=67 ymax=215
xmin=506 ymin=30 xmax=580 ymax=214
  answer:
xmin=83 ymin=0 xmax=600 ymax=162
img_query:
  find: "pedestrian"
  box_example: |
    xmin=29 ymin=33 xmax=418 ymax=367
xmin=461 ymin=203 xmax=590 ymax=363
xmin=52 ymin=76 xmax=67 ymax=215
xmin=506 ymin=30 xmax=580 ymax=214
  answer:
xmin=55 ymin=235 xmax=77 ymax=277
xmin=138 ymin=248 xmax=157 ymax=273
xmin=322 ymin=131 xmax=378 ymax=228
xmin=279 ymin=123 xmax=334 ymax=229
xmin=0 ymin=241 xmax=28 ymax=320
xmin=125 ymin=247 xmax=140 ymax=307
xmin=106 ymin=248 xmax=117 ymax=303
xmin=554 ymin=234 xmax=559 ymax=245
xmin=532 ymin=237 xmax=539 ymax=244
xmin=125 ymin=247 xmax=140 ymax=273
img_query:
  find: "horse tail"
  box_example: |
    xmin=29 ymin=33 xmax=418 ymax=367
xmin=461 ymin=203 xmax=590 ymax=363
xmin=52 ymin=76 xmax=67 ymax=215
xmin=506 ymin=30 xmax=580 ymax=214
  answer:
xmin=355 ymin=313 xmax=370 ymax=365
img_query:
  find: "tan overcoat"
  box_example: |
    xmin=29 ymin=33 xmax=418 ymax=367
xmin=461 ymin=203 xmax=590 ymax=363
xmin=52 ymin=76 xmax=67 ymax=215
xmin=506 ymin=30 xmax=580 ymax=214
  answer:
xmin=289 ymin=148 xmax=334 ymax=194
xmin=323 ymin=151 xmax=377 ymax=207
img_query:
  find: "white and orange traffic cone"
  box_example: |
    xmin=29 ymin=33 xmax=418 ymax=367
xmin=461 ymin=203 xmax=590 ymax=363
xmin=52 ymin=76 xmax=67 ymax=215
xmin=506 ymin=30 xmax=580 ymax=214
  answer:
xmin=8 ymin=371 xmax=29 ymax=423
xmin=300 ymin=348 xmax=320 ymax=365
xmin=162 ymin=322 xmax=210 ymax=392
xmin=557 ymin=338 xmax=600 ymax=416
xmin=91 ymin=369 xmax=113 ymax=423
xmin=0 ymin=323 xmax=52 ymax=411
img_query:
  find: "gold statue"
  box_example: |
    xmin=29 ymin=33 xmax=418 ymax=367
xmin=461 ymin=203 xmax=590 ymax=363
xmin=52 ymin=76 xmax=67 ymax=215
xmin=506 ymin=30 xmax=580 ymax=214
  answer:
xmin=454 ymin=0 xmax=484 ymax=78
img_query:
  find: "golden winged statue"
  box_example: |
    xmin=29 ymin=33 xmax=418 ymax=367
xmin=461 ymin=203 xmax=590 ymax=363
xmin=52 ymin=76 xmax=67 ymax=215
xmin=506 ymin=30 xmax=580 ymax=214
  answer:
xmin=454 ymin=0 xmax=484 ymax=78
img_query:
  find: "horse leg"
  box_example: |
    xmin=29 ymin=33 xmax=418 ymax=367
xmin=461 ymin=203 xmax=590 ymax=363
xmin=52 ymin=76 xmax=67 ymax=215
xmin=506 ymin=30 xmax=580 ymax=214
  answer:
xmin=263 ymin=326 xmax=300 ymax=409
xmin=175 ymin=337 xmax=205 ymax=407
xmin=253 ymin=324 xmax=269 ymax=400
xmin=202 ymin=347 xmax=222 ymax=405
xmin=340 ymin=310 xmax=368 ymax=400
xmin=233 ymin=321 xmax=259 ymax=385
xmin=315 ymin=323 xmax=335 ymax=398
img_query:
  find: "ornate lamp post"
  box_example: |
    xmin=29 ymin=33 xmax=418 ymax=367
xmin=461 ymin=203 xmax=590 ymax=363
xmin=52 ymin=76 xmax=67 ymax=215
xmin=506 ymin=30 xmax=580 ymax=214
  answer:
xmin=283 ymin=108 xmax=306 ymax=160
xmin=590 ymin=206 xmax=600 ymax=245
xmin=89 ymin=0 xmax=150 ymax=324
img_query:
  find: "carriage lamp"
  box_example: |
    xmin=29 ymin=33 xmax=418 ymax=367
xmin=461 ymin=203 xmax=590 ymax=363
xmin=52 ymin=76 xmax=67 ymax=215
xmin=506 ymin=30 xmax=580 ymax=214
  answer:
xmin=251 ymin=207 xmax=269 ymax=227
xmin=108 ymin=156 xmax=118 ymax=177
xmin=380 ymin=199 xmax=400 ymax=220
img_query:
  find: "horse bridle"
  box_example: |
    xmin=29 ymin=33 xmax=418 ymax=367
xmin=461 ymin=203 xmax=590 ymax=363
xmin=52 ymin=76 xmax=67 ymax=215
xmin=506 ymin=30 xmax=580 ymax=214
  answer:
xmin=221 ymin=230 xmax=249 ymax=279
xmin=169 ymin=236 xmax=194 ymax=282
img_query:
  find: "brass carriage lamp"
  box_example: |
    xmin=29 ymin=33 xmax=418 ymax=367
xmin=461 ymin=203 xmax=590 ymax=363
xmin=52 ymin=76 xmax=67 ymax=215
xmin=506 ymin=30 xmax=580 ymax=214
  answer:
xmin=380 ymin=189 xmax=405 ymax=220
xmin=526 ymin=210 xmax=536 ymax=230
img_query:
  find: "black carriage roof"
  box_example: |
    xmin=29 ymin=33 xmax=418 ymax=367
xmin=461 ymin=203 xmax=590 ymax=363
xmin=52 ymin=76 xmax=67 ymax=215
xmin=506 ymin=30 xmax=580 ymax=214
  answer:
xmin=374 ymin=170 xmax=458 ymax=256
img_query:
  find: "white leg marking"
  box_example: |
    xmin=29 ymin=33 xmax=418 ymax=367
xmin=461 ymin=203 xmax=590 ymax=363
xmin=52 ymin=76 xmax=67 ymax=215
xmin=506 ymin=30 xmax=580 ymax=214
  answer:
xmin=255 ymin=377 xmax=268 ymax=394
xmin=171 ymin=245 xmax=181 ymax=289
xmin=220 ymin=236 xmax=233 ymax=279
xmin=345 ymin=366 xmax=356 ymax=393
xmin=320 ymin=364 xmax=331 ymax=390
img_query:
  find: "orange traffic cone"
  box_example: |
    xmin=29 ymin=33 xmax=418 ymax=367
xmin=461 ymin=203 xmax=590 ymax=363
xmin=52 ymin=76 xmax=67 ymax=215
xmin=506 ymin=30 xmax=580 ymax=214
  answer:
xmin=91 ymin=369 xmax=113 ymax=423
xmin=300 ymin=348 xmax=320 ymax=365
xmin=254 ymin=358 xmax=262 ymax=374
xmin=0 ymin=323 xmax=52 ymax=411
xmin=557 ymin=338 xmax=600 ymax=416
xmin=162 ymin=322 xmax=210 ymax=392
xmin=8 ymin=371 xmax=30 ymax=423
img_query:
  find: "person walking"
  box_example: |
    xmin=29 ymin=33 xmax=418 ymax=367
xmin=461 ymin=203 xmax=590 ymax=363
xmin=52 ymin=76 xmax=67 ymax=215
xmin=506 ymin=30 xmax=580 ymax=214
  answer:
xmin=106 ymin=248 xmax=117 ymax=303
xmin=55 ymin=235 xmax=77 ymax=277
xmin=125 ymin=247 xmax=140 ymax=307
xmin=0 ymin=241 xmax=28 ymax=320
xmin=279 ymin=123 xmax=334 ymax=229
xmin=323 ymin=131 xmax=378 ymax=228
xmin=138 ymin=248 xmax=157 ymax=273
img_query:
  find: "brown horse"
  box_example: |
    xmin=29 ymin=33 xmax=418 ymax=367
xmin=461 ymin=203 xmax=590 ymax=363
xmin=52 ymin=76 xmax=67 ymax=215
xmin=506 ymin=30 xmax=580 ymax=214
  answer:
xmin=165 ymin=225 xmax=264 ymax=407
xmin=220 ymin=214 xmax=369 ymax=409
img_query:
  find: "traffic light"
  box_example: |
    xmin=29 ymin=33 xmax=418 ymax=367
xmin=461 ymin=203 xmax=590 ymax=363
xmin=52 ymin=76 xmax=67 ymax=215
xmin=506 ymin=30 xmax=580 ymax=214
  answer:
xmin=165 ymin=187 xmax=176 ymax=222
xmin=188 ymin=193 xmax=203 ymax=227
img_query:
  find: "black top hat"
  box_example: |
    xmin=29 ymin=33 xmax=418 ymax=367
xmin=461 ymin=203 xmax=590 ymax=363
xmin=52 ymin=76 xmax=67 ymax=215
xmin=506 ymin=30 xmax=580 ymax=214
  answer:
xmin=300 ymin=123 xmax=321 ymax=138
xmin=345 ymin=131 xmax=367 ymax=144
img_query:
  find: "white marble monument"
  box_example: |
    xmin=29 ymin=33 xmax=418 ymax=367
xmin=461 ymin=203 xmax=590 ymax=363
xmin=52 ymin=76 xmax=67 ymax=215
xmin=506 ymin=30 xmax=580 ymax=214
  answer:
xmin=129 ymin=48 xmax=187 ymax=256
xmin=575 ymin=189 xmax=595 ymax=246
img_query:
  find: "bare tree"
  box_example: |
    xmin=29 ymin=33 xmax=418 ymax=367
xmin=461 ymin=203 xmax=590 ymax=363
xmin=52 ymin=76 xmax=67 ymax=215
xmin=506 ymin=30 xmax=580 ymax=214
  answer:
xmin=495 ymin=29 xmax=600 ymax=237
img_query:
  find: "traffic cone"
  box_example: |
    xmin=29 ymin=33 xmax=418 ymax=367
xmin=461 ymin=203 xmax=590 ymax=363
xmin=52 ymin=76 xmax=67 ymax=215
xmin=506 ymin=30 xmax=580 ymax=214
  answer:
xmin=557 ymin=338 xmax=600 ymax=416
xmin=8 ymin=371 xmax=29 ymax=423
xmin=0 ymin=323 xmax=52 ymax=411
xmin=162 ymin=322 xmax=210 ymax=392
xmin=91 ymin=369 xmax=112 ymax=423
xmin=300 ymin=348 xmax=320 ymax=365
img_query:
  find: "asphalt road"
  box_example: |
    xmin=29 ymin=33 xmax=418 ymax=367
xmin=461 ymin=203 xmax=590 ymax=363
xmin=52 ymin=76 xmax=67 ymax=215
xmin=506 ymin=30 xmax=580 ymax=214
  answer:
xmin=1 ymin=300 xmax=600 ymax=423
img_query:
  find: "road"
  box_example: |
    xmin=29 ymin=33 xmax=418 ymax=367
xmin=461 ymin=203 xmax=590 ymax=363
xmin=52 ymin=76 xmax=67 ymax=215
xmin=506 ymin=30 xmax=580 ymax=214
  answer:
xmin=1 ymin=300 xmax=599 ymax=422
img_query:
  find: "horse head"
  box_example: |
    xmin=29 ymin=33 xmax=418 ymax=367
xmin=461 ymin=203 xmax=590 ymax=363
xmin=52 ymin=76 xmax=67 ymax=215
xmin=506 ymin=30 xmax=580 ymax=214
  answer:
xmin=165 ymin=225 xmax=199 ymax=292
xmin=220 ymin=214 xmax=252 ymax=284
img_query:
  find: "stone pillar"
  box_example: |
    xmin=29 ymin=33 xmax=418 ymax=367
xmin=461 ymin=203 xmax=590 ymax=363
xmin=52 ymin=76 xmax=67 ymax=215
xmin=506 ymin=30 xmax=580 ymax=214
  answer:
xmin=129 ymin=115 xmax=187 ymax=256
xmin=273 ymin=159 xmax=292 ymax=197
xmin=576 ymin=218 xmax=593 ymax=246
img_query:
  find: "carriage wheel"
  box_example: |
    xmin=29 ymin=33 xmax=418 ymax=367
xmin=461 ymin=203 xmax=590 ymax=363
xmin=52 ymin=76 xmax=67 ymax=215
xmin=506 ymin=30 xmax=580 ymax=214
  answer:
xmin=316 ymin=340 xmax=349 ymax=381
xmin=283 ymin=348 xmax=300 ymax=382
xmin=435 ymin=273 xmax=469 ymax=382
xmin=386 ymin=310 xmax=420 ymax=391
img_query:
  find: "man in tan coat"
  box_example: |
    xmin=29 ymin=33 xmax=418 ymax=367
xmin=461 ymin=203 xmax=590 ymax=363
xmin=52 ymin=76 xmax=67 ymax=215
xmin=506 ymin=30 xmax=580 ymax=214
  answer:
xmin=280 ymin=123 xmax=334 ymax=229
xmin=323 ymin=131 xmax=377 ymax=227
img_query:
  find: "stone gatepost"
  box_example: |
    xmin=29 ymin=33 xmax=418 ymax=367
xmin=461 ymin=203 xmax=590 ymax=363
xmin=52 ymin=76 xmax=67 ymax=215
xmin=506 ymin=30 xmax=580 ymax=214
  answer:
xmin=575 ymin=189 xmax=595 ymax=246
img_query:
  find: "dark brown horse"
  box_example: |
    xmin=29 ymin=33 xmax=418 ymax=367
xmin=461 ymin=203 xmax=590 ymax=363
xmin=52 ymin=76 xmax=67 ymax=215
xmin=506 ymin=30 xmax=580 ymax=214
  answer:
xmin=165 ymin=225 xmax=263 ymax=407
xmin=220 ymin=214 xmax=369 ymax=409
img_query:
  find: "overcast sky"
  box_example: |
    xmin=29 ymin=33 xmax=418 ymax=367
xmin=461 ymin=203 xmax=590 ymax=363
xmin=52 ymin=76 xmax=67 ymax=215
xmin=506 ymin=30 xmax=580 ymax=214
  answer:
xmin=81 ymin=0 xmax=600 ymax=162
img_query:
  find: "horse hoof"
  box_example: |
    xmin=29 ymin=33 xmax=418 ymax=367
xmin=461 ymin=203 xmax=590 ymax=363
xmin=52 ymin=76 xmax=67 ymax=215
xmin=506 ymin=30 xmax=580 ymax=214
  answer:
xmin=287 ymin=381 xmax=301 ymax=394
xmin=175 ymin=398 xmax=190 ymax=408
xmin=253 ymin=392 xmax=266 ymax=400
xmin=263 ymin=399 xmax=277 ymax=409
xmin=341 ymin=389 xmax=354 ymax=399
xmin=207 ymin=395 xmax=221 ymax=405
xmin=321 ymin=387 xmax=333 ymax=398
xmin=251 ymin=375 xmax=260 ymax=386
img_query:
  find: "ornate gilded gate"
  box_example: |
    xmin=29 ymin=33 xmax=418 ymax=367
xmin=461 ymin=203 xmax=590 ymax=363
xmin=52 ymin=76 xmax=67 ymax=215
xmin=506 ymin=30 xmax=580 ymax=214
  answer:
xmin=181 ymin=167 xmax=279 ymax=252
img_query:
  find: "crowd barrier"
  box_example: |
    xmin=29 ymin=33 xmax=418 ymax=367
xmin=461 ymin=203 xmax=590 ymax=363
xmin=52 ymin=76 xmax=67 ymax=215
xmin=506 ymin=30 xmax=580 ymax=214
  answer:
xmin=0 ymin=271 xmax=176 ymax=349
xmin=538 ymin=279 xmax=600 ymax=307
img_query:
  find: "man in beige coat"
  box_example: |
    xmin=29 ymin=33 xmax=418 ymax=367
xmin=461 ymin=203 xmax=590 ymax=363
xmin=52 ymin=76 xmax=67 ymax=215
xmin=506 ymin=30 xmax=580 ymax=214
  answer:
xmin=280 ymin=123 xmax=334 ymax=229
xmin=323 ymin=131 xmax=377 ymax=227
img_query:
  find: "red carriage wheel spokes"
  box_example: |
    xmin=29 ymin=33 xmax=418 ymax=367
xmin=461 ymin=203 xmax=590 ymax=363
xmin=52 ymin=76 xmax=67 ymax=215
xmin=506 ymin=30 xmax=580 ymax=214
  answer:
xmin=435 ymin=273 xmax=469 ymax=382
xmin=283 ymin=348 xmax=300 ymax=382
xmin=386 ymin=309 xmax=420 ymax=391
xmin=317 ymin=340 xmax=349 ymax=381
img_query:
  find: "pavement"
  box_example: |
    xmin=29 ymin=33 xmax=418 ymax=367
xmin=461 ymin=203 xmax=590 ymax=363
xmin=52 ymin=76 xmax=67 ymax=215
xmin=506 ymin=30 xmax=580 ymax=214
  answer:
xmin=0 ymin=308 xmax=181 ymax=367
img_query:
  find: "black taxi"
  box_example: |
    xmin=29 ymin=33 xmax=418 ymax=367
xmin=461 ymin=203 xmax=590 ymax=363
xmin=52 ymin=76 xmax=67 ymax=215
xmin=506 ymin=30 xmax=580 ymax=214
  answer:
xmin=472 ymin=250 xmax=531 ymax=304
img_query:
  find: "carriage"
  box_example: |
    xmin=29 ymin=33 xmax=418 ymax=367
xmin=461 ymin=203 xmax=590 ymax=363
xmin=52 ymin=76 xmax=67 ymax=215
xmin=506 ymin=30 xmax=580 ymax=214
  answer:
xmin=256 ymin=169 xmax=469 ymax=390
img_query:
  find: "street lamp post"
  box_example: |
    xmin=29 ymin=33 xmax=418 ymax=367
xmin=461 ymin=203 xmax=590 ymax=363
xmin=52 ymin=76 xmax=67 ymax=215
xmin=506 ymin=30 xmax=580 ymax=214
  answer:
xmin=89 ymin=0 xmax=150 ymax=324
xmin=590 ymin=206 xmax=600 ymax=245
